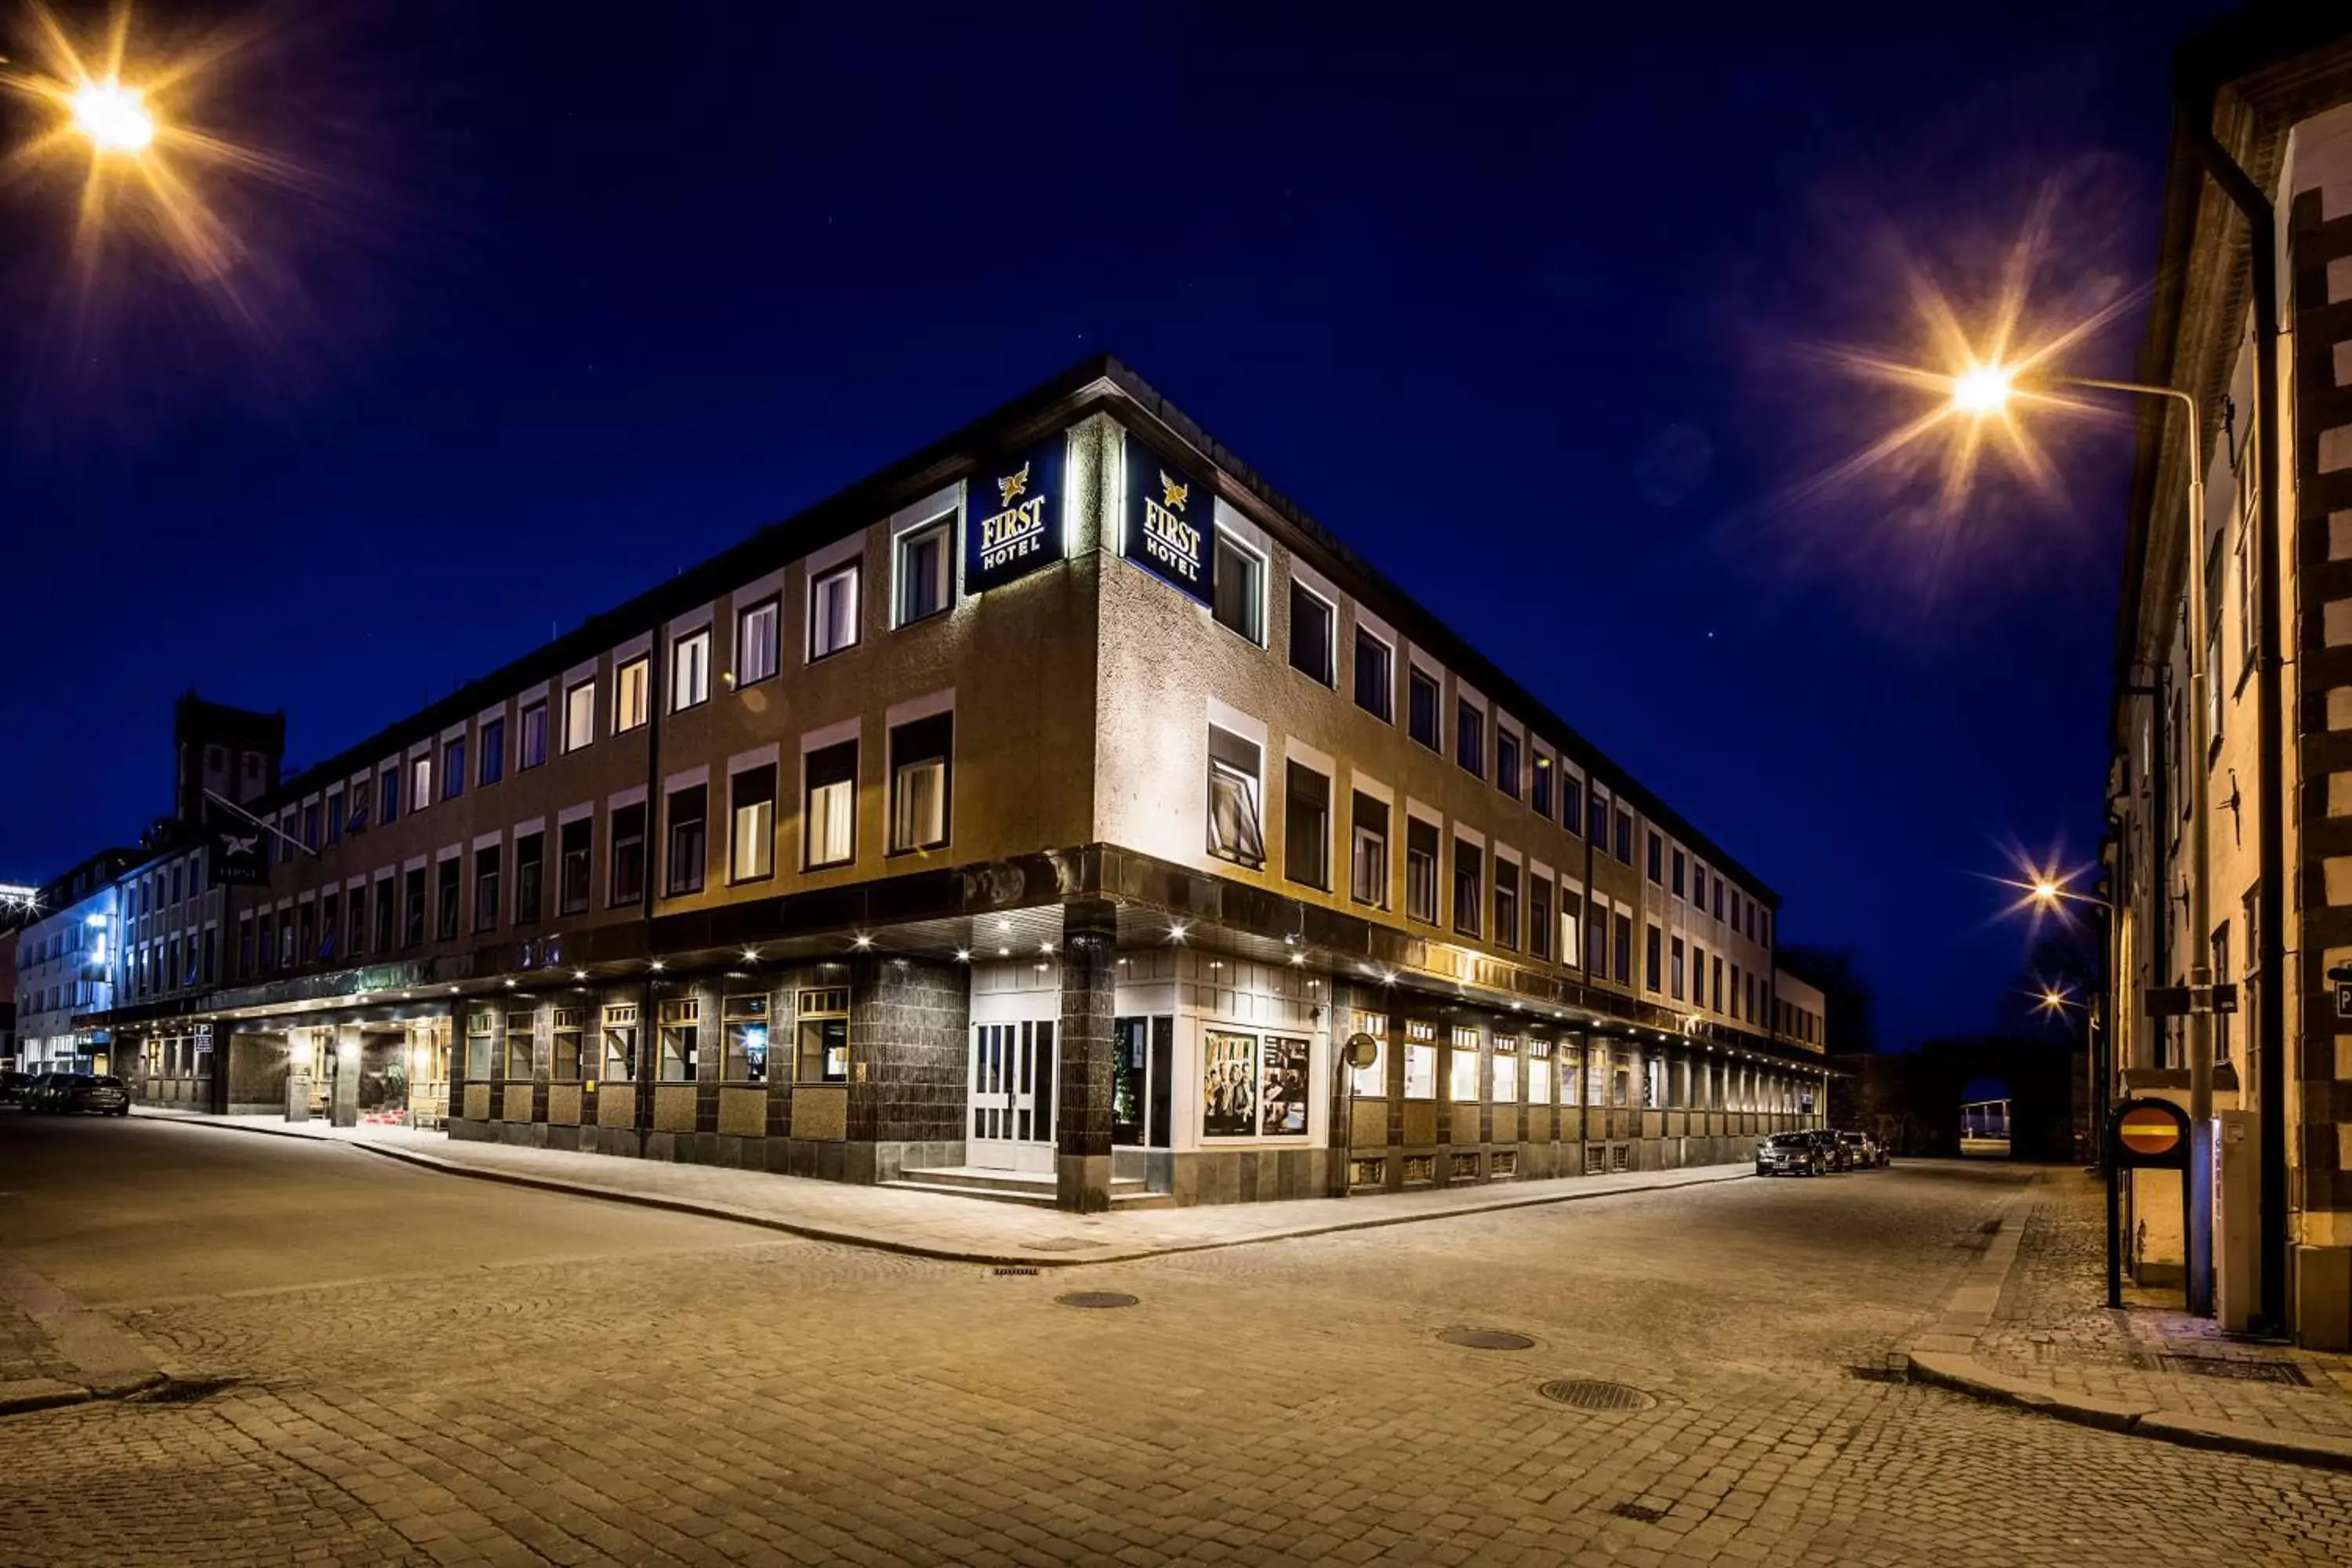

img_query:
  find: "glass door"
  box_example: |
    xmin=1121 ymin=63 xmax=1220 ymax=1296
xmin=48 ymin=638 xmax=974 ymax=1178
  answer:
xmin=969 ymin=1020 xmax=1055 ymax=1171
xmin=1112 ymin=1015 xmax=1174 ymax=1148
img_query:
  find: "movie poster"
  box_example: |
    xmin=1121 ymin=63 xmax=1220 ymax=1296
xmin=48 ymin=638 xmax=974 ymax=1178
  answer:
xmin=1202 ymin=1029 xmax=1257 ymax=1138
xmin=1260 ymin=1035 xmax=1310 ymax=1136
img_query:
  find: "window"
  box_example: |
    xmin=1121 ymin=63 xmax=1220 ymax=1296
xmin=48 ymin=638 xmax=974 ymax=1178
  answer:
xmin=465 ymin=1011 xmax=495 ymax=1081
xmin=1647 ymin=831 xmax=1664 ymax=884
xmin=1563 ymin=775 xmax=1584 ymax=835
xmin=237 ymin=916 xmax=255 ymax=978
xmin=1712 ymin=875 xmax=1724 ymax=920
xmin=1493 ymin=1037 xmax=1519 ymax=1104
xmin=473 ymin=844 xmax=500 ymax=933
xmin=804 ymin=740 xmax=858 ymax=869
xmin=1496 ymin=728 xmax=1521 ymax=800
xmin=1730 ymin=962 xmax=1743 ymax=1020
xmin=888 ymin=713 xmax=952 ymax=853
xmin=1354 ymin=629 xmax=1393 ymax=720
xmin=730 ymin=766 xmax=777 ymax=881
xmin=810 ymin=562 xmax=860 ymax=659
xmin=1287 ymin=582 xmax=1334 ymax=685
xmin=1588 ymin=786 xmax=1608 ymax=841
xmin=431 ymin=745 xmax=454 ymax=804
xmin=895 ymin=519 xmax=952 ymax=625
xmin=564 ymin=679 xmax=596 ymax=751
xmin=1671 ymin=848 xmax=1686 ymax=899
xmin=797 ymin=987 xmax=851 ymax=1082
xmin=1528 ymin=1039 xmax=1552 ymax=1106
xmin=519 ymin=702 xmax=548 ymax=769
xmin=1530 ymin=876 xmax=1552 ymax=961
xmin=1403 ymin=1021 xmax=1437 ymax=1100
xmin=1206 ymin=726 xmax=1265 ymax=869
xmin=1494 ymin=858 xmax=1519 ymax=949
xmin=1407 ymin=670 xmax=1441 ymax=750
xmin=551 ymin=1007 xmax=584 ymax=1082
xmin=1563 ymin=887 xmax=1584 ymax=969
xmin=665 ymin=784 xmax=706 ymax=896
xmin=615 ymin=657 xmax=651 ymax=731
xmin=670 ymin=629 xmax=710 ymax=711
xmin=1530 ymin=754 xmax=1550 ymax=817
xmin=344 ymin=890 xmax=366 ymax=958
xmin=1211 ymin=532 xmax=1264 ymax=644
xmin=659 ymin=997 xmax=698 ymax=1081
xmin=436 ymin=858 xmax=461 ymax=941
xmin=478 ymin=718 xmax=504 ymax=786
xmin=374 ymin=879 xmax=395 ymax=953
xmin=724 ymin=993 xmax=770 ymax=1082
xmin=601 ymin=1003 xmax=638 ymax=1083
xmin=505 ymin=1010 xmax=533 ymax=1080
xmin=1645 ymin=924 xmax=1663 ymax=993
xmin=513 ymin=832 xmax=543 ymax=925
xmin=325 ymin=789 xmax=343 ymax=846
xmin=1710 ymin=955 xmax=1723 ymax=1014
xmin=1670 ymin=935 xmax=1685 ymax=1000
xmin=558 ymin=818 xmax=591 ymax=915
xmin=737 ymin=598 xmax=779 ymax=686
xmin=1346 ymin=1012 xmax=1387 ymax=1097
xmin=1614 ymin=807 xmax=1632 ymax=864
xmin=1406 ymin=817 xmax=1439 ymax=924
xmin=1448 ymin=1029 xmax=1480 ymax=1102
xmin=1455 ymin=699 xmax=1484 ymax=777
xmin=1452 ymin=837 xmax=1482 ymax=938
xmin=610 ymin=803 xmax=647 ymax=906
xmin=380 ymin=767 xmax=401 ymax=826
xmin=1279 ymin=760 xmax=1332 ymax=890
xmin=2211 ymin=920 xmax=2232 ymax=1063
xmin=1350 ymin=792 xmax=1388 ymax=908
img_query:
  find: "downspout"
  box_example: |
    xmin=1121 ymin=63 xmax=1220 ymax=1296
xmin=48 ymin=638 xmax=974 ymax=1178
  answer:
xmin=640 ymin=633 xmax=666 ymax=1145
xmin=2177 ymin=106 xmax=2285 ymax=1335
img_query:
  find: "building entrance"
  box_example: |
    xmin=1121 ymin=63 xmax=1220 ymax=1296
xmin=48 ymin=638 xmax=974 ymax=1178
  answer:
xmin=969 ymin=1020 xmax=1054 ymax=1172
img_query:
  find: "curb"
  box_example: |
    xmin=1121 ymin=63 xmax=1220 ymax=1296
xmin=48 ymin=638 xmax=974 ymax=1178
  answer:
xmin=132 ymin=1108 xmax=1755 ymax=1269
xmin=1899 ymin=1178 xmax=2352 ymax=1473
xmin=0 ymin=1372 xmax=168 ymax=1420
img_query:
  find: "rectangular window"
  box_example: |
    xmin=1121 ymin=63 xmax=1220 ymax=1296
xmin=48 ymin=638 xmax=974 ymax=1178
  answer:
xmin=1530 ymin=754 xmax=1551 ymax=817
xmin=513 ymin=832 xmax=543 ymax=925
xmin=505 ymin=1010 xmax=534 ymax=1080
xmin=1565 ymin=887 xmax=1586 ymax=970
xmin=665 ymin=784 xmax=706 ymax=896
xmin=519 ymin=702 xmax=548 ymax=769
xmin=325 ymin=789 xmax=343 ymax=846
xmin=1283 ymin=760 xmax=1330 ymax=890
xmin=1712 ymin=875 xmax=1724 ymax=920
xmin=436 ymin=858 xmax=462 ymax=941
xmin=1287 ymin=582 xmax=1334 ymax=685
xmin=1493 ymin=1038 xmax=1519 ymax=1105
xmin=558 ymin=818 xmax=591 ymax=916
xmin=565 ymin=680 xmax=596 ymax=752
xmin=1611 ymin=913 xmax=1632 ymax=985
xmin=1452 ymin=837 xmax=1482 ymax=938
xmin=1448 ymin=1029 xmax=1480 ymax=1102
xmin=1403 ymin=1021 xmax=1437 ymax=1100
xmin=1406 ymin=817 xmax=1439 ymax=924
xmin=724 ymin=993 xmax=770 ymax=1083
xmin=374 ymin=879 xmax=394 ymax=954
xmin=465 ymin=1012 xmax=495 ymax=1083
xmin=238 ymin=916 xmax=255 ymax=978
xmin=551 ymin=1007 xmax=584 ymax=1083
xmin=670 ymin=629 xmax=710 ymax=711
xmin=1206 ymin=725 xmax=1266 ymax=869
xmin=412 ymin=754 xmax=433 ymax=813
xmin=659 ymin=997 xmax=698 ymax=1082
xmin=1455 ymin=699 xmax=1484 ymax=778
xmin=1496 ymin=728 xmax=1521 ymax=800
xmin=888 ymin=713 xmax=953 ymax=853
xmin=404 ymin=868 xmax=426 ymax=948
xmin=1346 ymin=1012 xmax=1387 ymax=1098
xmin=737 ymin=598 xmax=779 ymax=686
xmin=1354 ymin=628 xmax=1393 ymax=721
xmin=615 ymin=657 xmax=651 ymax=731
xmin=1407 ymin=669 xmax=1441 ymax=750
xmin=1670 ymin=935 xmax=1686 ymax=1000
xmin=300 ymin=801 xmax=321 ymax=851
xmin=810 ymin=562 xmax=860 ymax=659
xmin=797 ymin=987 xmax=851 ymax=1083
xmin=2211 ymin=920 xmax=2232 ymax=1063
xmin=1730 ymin=962 xmax=1743 ymax=1021
xmin=473 ymin=844 xmax=501 ymax=934
xmin=730 ymin=766 xmax=777 ymax=882
xmin=1614 ymin=807 xmax=1632 ymax=864
xmin=1710 ymin=954 xmax=1723 ymax=1014
xmin=478 ymin=718 xmax=504 ymax=786
xmin=895 ymin=520 xmax=952 ymax=626
xmin=1530 ymin=876 xmax=1552 ymax=961
xmin=1645 ymin=923 xmax=1663 ymax=993
xmin=1494 ymin=858 xmax=1519 ymax=949
xmin=1563 ymin=775 xmax=1584 ymax=836
xmin=1647 ymin=831 xmax=1664 ymax=884
xmin=601 ymin=1003 xmax=638 ymax=1084
xmin=610 ymin=802 xmax=646 ymax=906
xmin=345 ymin=890 xmax=366 ymax=958
xmin=804 ymin=740 xmax=858 ymax=869
xmin=445 ymin=741 xmax=470 ymax=801
xmin=1211 ymin=532 xmax=1264 ymax=644
xmin=1350 ymin=791 xmax=1388 ymax=908
xmin=1671 ymin=847 xmax=1686 ymax=898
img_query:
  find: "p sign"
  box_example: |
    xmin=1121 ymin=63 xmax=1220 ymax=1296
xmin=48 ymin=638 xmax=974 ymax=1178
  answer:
xmin=2107 ymin=1097 xmax=2190 ymax=1170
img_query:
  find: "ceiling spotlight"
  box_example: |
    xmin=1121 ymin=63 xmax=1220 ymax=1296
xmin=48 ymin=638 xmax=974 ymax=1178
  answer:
xmin=573 ymin=970 xmax=588 ymax=981
xmin=954 ymin=948 xmax=971 ymax=962
xmin=995 ymin=917 xmax=1013 ymax=934
xmin=852 ymin=933 xmax=873 ymax=950
xmin=1168 ymin=921 xmax=1189 ymax=942
xmin=650 ymin=960 xmax=666 ymax=972
xmin=998 ymin=946 xmax=1011 ymax=956
xmin=742 ymin=948 xmax=760 ymax=963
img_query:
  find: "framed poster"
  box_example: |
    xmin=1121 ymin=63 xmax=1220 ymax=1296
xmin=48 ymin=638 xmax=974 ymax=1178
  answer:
xmin=1260 ymin=1035 xmax=1310 ymax=1136
xmin=1202 ymin=1029 xmax=1257 ymax=1138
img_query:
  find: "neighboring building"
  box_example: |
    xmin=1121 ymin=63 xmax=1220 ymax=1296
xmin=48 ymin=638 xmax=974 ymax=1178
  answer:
xmin=2104 ymin=9 xmax=2352 ymax=1345
xmin=12 ymin=849 xmax=135 ymax=1074
xmin=91 ymin=356 xmax=1824 ymax=1207
xmin=1 ymin=927 xmax=17 ymax=1068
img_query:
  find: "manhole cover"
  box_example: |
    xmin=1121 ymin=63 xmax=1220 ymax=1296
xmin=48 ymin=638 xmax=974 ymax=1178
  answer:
xmin=1539 ymin=1378 xmax=1657 ymax=1412
xmin=1023 ymin=1237 xmax=1109 ymax=1252
xmin=2159 ymin=1354 xmax=2308 ymax=1385
xmin=1055 ymin=1291 xmax=1139 ymax=1310
xmin=134 ymin=1376 xmax=241 ymax=1406
xmin=1439 ymin=1328 xmax=1537 ymax=1351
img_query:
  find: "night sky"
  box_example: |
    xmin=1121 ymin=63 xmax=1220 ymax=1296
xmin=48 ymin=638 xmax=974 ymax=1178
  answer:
xmin=0 ymin=2 xmax=2223 ymax=1047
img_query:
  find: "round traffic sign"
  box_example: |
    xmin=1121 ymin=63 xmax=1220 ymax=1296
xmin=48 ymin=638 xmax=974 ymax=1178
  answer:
xmin=2118 ymin=1106 xmax=2182 ymax=1157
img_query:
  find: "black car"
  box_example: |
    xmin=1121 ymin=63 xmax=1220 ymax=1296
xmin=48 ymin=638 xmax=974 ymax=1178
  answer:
xmin=21 ymin=1071 xmax=72 ymax=1111
xmin=1756 ymin=1130 xmax=1832 ymax=1177
xmin=64 ymin=1075 xmax=132 ymax=1116
xmin=0 ymin=1068 xmax=30 ymax=1107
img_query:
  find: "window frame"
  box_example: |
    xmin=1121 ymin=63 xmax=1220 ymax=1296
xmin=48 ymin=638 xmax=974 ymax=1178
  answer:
xmin=1281 ymin=758 xmax=1331 ymax=891
xmin=670 ymin=628 xmax=711 ymax=712
xmin=893 ymin=516 xmax=954 ymax=628
xmin=729 ymin=765 xmax=778 ymax=884
xmin=1353 ymin=626 xmax=1395 ymax=723
xmin=1205 ymin=725 xmax=1267 ymax=871
xmin=1286 ymin=579 xmax=1337 ymax=687
xmin=615 ymin=656 xmax=652 ymax=732
xmin=735 ymin=597 xmax=781 ymax=688
xmin=564 ymin=680 xmax=596 ymax=753
xmin=1210 ymin=529 xmax=1267 ymax=646
xmin=809 ymin=561 xmax=862 ymax=662
xmin=804 ymin=739 xmax=859 ymax=870
xmin=887 ymin=713 xmax=953 ymax=855
xmin=664 ymin=782 xmax=707 ymax=897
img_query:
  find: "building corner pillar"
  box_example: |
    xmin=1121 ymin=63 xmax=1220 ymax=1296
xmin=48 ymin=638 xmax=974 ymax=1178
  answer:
xmin=1055 ymin=901 xmax=1116 ymax=1213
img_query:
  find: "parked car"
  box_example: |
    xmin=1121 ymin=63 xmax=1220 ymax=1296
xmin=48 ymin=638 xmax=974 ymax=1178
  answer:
xmin=1836 ymin=1131 xmax=1879 ymax=1170
xmin=1756 ymin=1130 xmax=1832 ymax=1177
xmin=61 ymin=1075 xmax=132 ymax=1116
xmin=0 ymin=1069 xmax=30 ymax=1107
xmin=21 ymin=1072 xmax=72 ymax=1112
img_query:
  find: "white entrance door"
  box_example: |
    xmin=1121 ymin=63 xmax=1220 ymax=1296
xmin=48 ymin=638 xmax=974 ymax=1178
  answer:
xmin=969 ymin=1020 xmax=1055 ymax=1172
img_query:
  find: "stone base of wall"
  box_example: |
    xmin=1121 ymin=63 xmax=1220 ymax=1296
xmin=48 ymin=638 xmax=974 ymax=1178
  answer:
xmin=1169 ymin=1147 xmax=1330 ymax=1206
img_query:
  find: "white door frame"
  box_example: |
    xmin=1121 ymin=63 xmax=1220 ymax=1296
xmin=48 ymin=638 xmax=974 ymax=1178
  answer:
xmin=968 ymin=1018 xmax=1055 ymax=1172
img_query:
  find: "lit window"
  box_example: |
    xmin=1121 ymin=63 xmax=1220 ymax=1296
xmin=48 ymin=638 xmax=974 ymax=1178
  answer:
xmin=670 ymin=630 xmax=710 ymax=711
xmin=737 ymin=599 xmax=779 ymax=686
xmin=1448 ymin=1031 xmax=1480 ymax=1102
xmin=1350 ymin=792 xmax=1388 ymax=908
xmin=811 ymin=562 xmax=860 ymax=660
xmin=724 ymin=993 xmax=768 ymax=1083
xmin=1406 ymin=818 xmax=1439 ymax=924
xmin=1206 ymin=726 xmax=1265 ymax=869
xmin=412 ymin=755 xmax=433 ymax=813
xmin=730 ymin=766 xmax=776 ymax=882
xmin=615 ymin=657 xmax=650 ymax=731
xmin=888 ymin=713 xmax=952 ymax=853
xmin=804 ymin=740 xmax=858 ymax=869
xmin=564 ymin=681 xmax=595 ymax=753
xmin=659 ymin=996 xmax=698 ymax=1082
xmin=895 ymin=519 xmax=953 ymax=626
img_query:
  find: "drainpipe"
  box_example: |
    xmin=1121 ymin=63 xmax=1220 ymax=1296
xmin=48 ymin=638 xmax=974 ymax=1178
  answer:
xmin=2177 ymin=105 xmax=2285 ymax=1335
xmin=640 ymin=635 xmax=666 ymax=1142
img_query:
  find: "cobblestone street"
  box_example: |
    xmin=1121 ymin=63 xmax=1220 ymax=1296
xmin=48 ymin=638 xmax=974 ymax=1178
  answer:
xmin=5 ymin=1118 xmax=2351 ymax=1566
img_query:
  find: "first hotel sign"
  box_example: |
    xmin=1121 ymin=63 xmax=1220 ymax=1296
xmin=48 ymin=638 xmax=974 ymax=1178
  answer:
xmin=1123 ymin=429 xmax=1213 ymax=606
xmin=964 ymin=434 xmax=1066 ymax=594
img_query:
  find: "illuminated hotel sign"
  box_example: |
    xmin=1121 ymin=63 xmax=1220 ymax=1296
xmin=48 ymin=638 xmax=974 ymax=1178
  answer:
xmin=1123 ymin=430 xmax=1212 ymax=606
xmin=964 ymin=434 xmax=1065 ymax=593
xmin=207 ymin=826 xmax=269 ymax=887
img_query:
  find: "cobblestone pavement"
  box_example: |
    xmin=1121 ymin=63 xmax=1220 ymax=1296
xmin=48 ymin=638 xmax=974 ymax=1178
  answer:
xmin=5 ymin=1120 xmax=2352 ymax=1566
xmin=1973 ymin=1167 xmax=2352 ymax=1440
xmin=1 ymin=1297 xmax=76 ymax=1385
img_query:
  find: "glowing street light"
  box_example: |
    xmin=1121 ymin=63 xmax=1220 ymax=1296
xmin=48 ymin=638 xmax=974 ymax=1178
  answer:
xmin=68 ymin=76 xmax=154 ymax=153
xmin=1950 ymin=363 xmax=2014 ymax=417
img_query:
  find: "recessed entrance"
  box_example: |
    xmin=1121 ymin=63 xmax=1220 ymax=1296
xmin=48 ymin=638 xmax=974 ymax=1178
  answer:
xmin=970 ymin=1020 xmax=1055 ymax=1173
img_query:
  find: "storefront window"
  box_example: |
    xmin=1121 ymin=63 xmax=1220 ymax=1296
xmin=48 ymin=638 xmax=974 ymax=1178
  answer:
xmin=1447 ymin=1026 xmax=1480 ymax=1103
xmin=659 ymin=997 xmax=699 ymax=1081
xmin=504 ymin=1010 xmax=535 ymax=1080
xmin=723 ymin=993 xmax=769 ymax=1083
xmin=550 ymin=1008 xmax=584 ymax=1081
xmin=796 ymin=988 xmax=849 ymax=1082
xmin=1528 ymin=1038 xmax=1552 ymax=1105
xmin=1112 ymin=1015 xmax=1174 ymax=1148
xmin=1346 ymin=1011 xmax=1387 ymax=1097
xmin=464 ymin=1011 xmax=495 ymax=1081
xmin=1493 ymin=1035 xmax=1519 ymax=1104
xmin=1403 ymin=1021 xmax=1437 ymax=1100
xmin=601 ymin=1003 xmax=638 ymax=1083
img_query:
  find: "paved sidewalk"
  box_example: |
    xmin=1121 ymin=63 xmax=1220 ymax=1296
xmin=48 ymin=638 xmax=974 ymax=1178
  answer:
xmin=0 ymin=1250 xmax=169 ymax=1417
xmin=1906 ymin=1164 xmax=2352 ymax=1469
xmin=132 ymin=1105 xmax=1753 ymax=1265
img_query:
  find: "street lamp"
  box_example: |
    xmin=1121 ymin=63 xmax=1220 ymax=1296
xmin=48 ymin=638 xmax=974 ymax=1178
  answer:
xmin=1958 ymin=365 xmax=2218 ymax=1315
xmin=68 ymin=77 xmax=155 ymax=154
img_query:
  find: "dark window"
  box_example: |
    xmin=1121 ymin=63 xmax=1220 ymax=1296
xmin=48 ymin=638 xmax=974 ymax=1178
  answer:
xmin=1287 ymin=582 xmax=1334 ymax=685
xmin=1671 ymin=848 xmax=1686 ymax=899
xmin=1408 ymin=670 xmax=1441 ymax=750
xmin=1455 ymin=701 xmax=1484 ymax=778
xmin=1205 ymin=726 xmax=1265 ymax=869
xmin=1530 ymin=754 xmax=1550 ymax=817
xmin=1530 ymin=876 xmax=1552 ymax=961
xmin=1712 ymin=875 xmax=1724 ymax=921
xmin=1350 ymin=791 xmax=1388 ymax=908
xmin=1354 ymin=630 xmax=1393 ymax=721
xmin=1647 ymin=832 xmax=1664 ymax=884
xmin=887 ymin=713 xmax=953 ymax=854
xmin=402 ymin=868 xmax=426 ymax=948
xmin=325 ymin=792 xmax=343 ymax=847
xmin=199 ymin=927 xmax=216 ymax=985
xmin=519 ymin=702 xmax=549 ymax=769
xmin=373 ymin=879 xmax=394 ymax=953
xmin=1581 ymin=895 xmax=1602 ymax=975
xmin=1283 ymin=760 xmax=1330 ymax=890
xmin=1496 ymin=728 xmax=1521 ymax=800
xmin=347 ymin=889 xmax=367 ymax=957
xmin=479 ymin=718 xmax=505 ymax=786
xmin=1406 ymin=817 xmax=1439 ymax=924
xmin=513 ymin=833 xmax=543 ymax=925
xmin=1494 ymin=858 xmax=1519 ymax=949
xmin=1670 ymin=935 xmax=1685 ymax=1000
xmin=1645 ymin=924 xmax=1663 ymax=993
xmin=442 ymin=736 xmax=466 ymax=800
xmin=610 ymin=803 xmax=647 ymax=906
xmin=804 ymin=741 xmax=859 ymax=869
xmin=301 ymin=802 xmax=320 ymax=851
xmin=665 ymin=784 xmax=707 ymax=896
xmin=381 ymin=768 xmax=400 ymax=825
xmin=474 ymin=844 xmax=501 ymax=933
xmin=1452 ymin=837 xmax=1482 ymax=938
xmin=1563 ymin=775 xmax=1584 ymax=835
xmin=558 ymin=819 xmax=591 ymax=916
xmin=1711 ymin=954 xmax=1723 ymax=1014
xmin=1613 ymin=808 xmax=1632 ymax=864
xmin=1211 ymin=533 xmax=1264 ymax=644
xmin=1613 ymin=913 xmax=1632 ymax=985
xmin=437 ymin=858 xmax=462 ymax=941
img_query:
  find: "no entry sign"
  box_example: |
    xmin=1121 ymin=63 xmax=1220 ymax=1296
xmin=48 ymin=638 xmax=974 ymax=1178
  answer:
xmin=2107 ymin=1097 xmax=2190 ymax=1170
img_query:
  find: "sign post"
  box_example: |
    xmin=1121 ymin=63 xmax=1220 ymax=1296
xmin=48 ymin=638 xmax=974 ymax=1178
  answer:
xmin=2104 ymin=1097 xmax=2192 ymax=1310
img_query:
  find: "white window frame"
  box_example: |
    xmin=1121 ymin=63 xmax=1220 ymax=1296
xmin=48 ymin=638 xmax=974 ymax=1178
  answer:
xmin=809 ymin=561 xmax=862 ymax=662
xmin=670 ymin=628 xmax=711 ymax=712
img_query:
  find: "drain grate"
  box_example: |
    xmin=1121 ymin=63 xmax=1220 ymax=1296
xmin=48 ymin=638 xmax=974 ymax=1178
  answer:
xmin=1022 ymin=1237 xmax=1109 ymax=1253
xmin=1539 ymin=1378 xmax=1658 ymax=1412
xmin=1848 ymin=1365 xmax=1909 ymax=1384
xmin=2159 ymin=1354 xmax=2309 ymax=1386
xmin=134 ymin=1376 xmax=240 ymax=1406
xmin=991 ymin=1266 xmax=1040 ymax=1277
xmin=1055 ymin=1291 xmax=1139 ymax=1310
xmin=1439 ymin=1328 xmax=1537 ymax=1352
xmin=1610 ymin=1502 xmax=1669 ymax=1524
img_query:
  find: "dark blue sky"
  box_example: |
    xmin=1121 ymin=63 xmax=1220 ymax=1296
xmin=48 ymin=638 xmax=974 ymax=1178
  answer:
xmin=0 ymin=2 xmax=2218 ymax=1046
